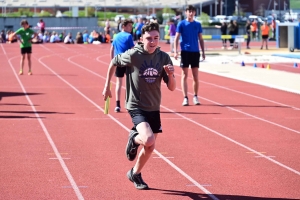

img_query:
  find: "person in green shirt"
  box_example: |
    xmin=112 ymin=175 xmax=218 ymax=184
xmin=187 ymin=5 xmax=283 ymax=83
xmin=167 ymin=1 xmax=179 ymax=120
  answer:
xmin=11 ymin=19 xmax=37 ymax=75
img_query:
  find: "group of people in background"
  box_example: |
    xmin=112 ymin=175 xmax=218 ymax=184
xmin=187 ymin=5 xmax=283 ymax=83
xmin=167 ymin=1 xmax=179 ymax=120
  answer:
xmin=215 ymin=17 xmax=277 ymax=50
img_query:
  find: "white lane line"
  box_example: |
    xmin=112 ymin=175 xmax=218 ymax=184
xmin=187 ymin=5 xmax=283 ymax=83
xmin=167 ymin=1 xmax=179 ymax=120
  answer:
xmin=197 ymin=79 xmax=300 ymax=111
xmin=197 ymin=93 xmax=300 ymax=135
xmin=2 ymin=53 xmax=84 ymax=199
xmin=43 ymin=45 xmax=300 ymax=175
xmin=36 ymin=52 xmax=219 ymax=200
xmin=255 ymin=156 xmax=276 ymax=158
xmin=0 ymin=44 xmax=7 ymax=55
xmin=160 ymin=104 xmax=300 ymax=176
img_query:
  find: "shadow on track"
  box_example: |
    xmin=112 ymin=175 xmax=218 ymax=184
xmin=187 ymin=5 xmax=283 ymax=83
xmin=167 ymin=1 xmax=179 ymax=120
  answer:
xmin=150 ymin=188 xmax=297 ymax=200
xmin=0 ymin=111 xmax=74 ymax=115
xmin=0 ymin=116 xmax=45 ymax=119
xmin=0 ymin=92 xmax=43 ymax=99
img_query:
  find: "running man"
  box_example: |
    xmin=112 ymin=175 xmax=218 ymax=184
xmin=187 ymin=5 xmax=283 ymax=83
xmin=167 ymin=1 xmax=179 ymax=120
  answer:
xmin=11 ymin=19 xmax=37 ymax=75
xmin=110 ymin=19 xmax=135 ymax=112
xmin=174 ymin=5 xmax=205 ymax=106
xmin=102 ymin=22 xmax=176 ymax=190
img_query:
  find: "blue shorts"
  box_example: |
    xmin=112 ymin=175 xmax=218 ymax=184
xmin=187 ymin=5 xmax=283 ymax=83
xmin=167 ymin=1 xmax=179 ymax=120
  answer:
xmin=128 ymin=109 xmax=162 ymax=133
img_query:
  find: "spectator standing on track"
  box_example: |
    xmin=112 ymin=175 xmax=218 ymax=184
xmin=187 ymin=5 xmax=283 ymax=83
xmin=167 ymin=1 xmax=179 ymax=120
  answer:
xmin=215 ymin=21 xmax=227 ymax=49
xmin=168 ymin=19 xmax=176 ymax=54
xmin=271 ymin=19 xmax=276 ymax=40
xmin=37 ymin=19 xmax=46 ymax=35
xmin=233 ymin=20 xmax=239 ymax=49
xmin=251 ymin=19 xmax=258 ymax=41
xmin=102 ymin=22 xmax=176 ymax=190
xmin=110 ymin=19 xmax=135 ymax=113
xmin=260 ymin=21 xmax=270 ymax=50
xmin=227 ymin=20 xmax=236 ymax=49
xmin=10 ymin=19 xmax=37 ymax=75
xmin=245 ymin=20 xmax=251 ymax=49
xmin=174 ymin=5 xmax=205 ymax=106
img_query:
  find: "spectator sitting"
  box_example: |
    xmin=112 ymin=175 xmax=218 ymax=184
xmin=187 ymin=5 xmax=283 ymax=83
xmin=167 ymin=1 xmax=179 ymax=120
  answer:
xmin=88 ymin=32 xmax=94 ymax=44
xmin=43 ymin=31 xmax=50 ymax=43
xmin=92 ymin=30 xmax=100 ymax=41
xmin=0 ymin=30 xmax=6 ymax=43
xmin=82 ymin=30 xmax=89 ymax=44
xmin=8 ymin=30 xmax=18 ymax=43
xmin=75 ymin=32 xmax=83 ymax=44
xmin=50 ymin=31 xmax=60 ymax=43
xmin=59 ymin=31 xmax=65 ymax=42
xmin=99 ymin=32 xmax=104 ymax=43
xmin=31 ymin=35 xmax=43 ymax=44
xmin=64 ymin=33 xmax=74 ymax=44
xmin=37 ymin=31 xmax=44 ymax=42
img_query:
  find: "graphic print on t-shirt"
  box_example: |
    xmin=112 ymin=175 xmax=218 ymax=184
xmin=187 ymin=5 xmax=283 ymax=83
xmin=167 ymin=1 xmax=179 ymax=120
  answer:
xmin=139 ymin=60 xmax=162 ymax=84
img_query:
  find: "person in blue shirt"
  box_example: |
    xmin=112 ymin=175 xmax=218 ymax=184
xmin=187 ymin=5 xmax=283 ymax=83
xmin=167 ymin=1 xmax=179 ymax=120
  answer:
xmin=82 ymin=30 xmax=89 ymax=44
xmin=110 ymin=19 xmax=135 ymax=112
xmin=174 ymin=5 xmax=205 ymax=106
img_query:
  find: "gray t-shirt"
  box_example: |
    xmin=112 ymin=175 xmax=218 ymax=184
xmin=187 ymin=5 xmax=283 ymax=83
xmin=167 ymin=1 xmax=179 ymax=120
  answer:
xmin=112 ymin=43 xmax=173 ymax=111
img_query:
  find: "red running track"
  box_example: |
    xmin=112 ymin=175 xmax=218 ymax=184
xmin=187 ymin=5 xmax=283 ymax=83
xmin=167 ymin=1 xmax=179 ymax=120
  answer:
xmin=0 ymin=42 xmax=299 ymax=200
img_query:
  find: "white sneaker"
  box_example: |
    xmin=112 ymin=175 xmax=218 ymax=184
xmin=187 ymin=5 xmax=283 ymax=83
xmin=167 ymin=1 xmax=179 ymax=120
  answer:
xmin=193 ymin=96 xmax=200 ymax=105
xmin=114 ymin=107 xmax=120 ymax=112
xmin=182 ymin=98 xmax=189 ymax=106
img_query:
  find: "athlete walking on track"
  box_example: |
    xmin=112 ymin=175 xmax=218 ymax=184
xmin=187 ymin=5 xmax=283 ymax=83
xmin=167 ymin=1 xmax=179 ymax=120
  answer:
xmin=174 ymin=5 xmax=205 ymax=106
xmin=102 ymin=22 xmax=176 ymax=190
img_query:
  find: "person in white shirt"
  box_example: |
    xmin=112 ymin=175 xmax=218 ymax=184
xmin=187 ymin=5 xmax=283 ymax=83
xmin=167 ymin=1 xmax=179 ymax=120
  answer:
xmin=64 ymin=33 xmax=74 ymax=44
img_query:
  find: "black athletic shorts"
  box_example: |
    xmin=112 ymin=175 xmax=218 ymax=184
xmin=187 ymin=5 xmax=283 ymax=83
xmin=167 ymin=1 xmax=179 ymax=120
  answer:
xmin=262 ymin=35 xmax=269 ymax=39
xmin=115 ymin=66 xmax=126 ymax=78
xmin=180 ymin=51 xmax=200 ymax=68
xmin=21 ymin=47 xmax=32 ymax=54
xmin=128 ymin=108 xmax=162 ymax=133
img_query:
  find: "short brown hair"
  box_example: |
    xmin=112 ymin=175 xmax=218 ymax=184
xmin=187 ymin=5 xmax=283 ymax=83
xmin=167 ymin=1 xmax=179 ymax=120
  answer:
xmin=122 ymin=19 xmax=133 ymax=27
xmin=141 ymin=22 xmax=160 ymax=35
xmin=20 ymin=19 xmax=28 ymax=26
xmin=186 ymin=5 xmax=196 ymax=12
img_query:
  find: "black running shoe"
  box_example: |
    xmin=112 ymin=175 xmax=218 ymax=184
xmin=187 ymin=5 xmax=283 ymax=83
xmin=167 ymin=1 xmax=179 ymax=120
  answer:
xmin=127 ymin=168 xmax=149 ymax=190
xmin=125 ymin=130 xmax=140 ymax=161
